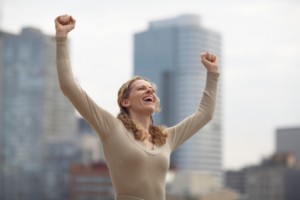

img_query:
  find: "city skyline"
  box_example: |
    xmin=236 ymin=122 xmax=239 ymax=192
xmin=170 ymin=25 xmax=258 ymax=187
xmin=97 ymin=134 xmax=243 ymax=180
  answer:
xmin=1 ymin=0 xmax=300 ymax=169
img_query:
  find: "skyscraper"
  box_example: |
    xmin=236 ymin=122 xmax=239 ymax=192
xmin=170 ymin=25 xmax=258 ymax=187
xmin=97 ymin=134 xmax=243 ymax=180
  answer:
xmin=134 ymin=15 xmax=222 ymax=182
xmin=276 ymin=127 xmax=300 ymax=161
xmin=0 ymin=28 xmax=76 ymax=200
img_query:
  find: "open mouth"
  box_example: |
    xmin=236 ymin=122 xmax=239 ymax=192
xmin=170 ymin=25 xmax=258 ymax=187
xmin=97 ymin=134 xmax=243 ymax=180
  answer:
xmin=143 ymin=96 xmax=154 ymax=103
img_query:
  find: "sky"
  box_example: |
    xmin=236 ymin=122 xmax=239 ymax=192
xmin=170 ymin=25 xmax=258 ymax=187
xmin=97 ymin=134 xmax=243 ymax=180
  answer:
xmin=2 ymin=0 xmax=300 ymax=169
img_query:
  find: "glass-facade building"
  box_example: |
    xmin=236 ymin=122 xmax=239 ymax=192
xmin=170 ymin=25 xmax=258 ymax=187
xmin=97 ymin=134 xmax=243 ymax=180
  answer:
xmin=0 ymin=28 xmax=76 ymax=200
xmin=134 ymin=15 xmax=223 ymax=182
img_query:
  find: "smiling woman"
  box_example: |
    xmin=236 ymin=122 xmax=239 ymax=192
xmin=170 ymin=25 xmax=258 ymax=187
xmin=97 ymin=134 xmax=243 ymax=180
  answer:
xmin=55 ymin=14 xmax=219 ymax=200
xmin=117 ymin=76 xmax=168 ymax=148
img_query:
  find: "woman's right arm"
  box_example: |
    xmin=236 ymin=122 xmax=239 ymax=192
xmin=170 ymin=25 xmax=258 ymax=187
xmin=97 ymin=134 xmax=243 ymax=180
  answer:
xmin=55 ymin=15 xmax=119 ymax=140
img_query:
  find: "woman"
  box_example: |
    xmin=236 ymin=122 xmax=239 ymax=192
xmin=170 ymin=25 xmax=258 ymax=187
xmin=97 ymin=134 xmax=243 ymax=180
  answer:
xmin=55 ymin=15 xmax=219 ymax=200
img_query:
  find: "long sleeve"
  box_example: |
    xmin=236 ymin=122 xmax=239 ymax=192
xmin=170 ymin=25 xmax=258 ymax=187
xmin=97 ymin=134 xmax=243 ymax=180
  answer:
xmin=56 ymin=37 xmax=119 ymax=140
xmin=167 ymin=72 xmax=219 ymax=151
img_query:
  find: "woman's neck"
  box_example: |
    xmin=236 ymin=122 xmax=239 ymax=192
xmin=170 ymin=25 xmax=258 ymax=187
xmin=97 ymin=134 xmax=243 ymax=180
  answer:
xmin=129 ymin=112 xmax=151 ymax=130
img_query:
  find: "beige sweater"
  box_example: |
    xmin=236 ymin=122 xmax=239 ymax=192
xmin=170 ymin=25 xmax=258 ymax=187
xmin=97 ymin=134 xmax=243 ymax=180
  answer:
xmin=56 ymin=37 xmax=219 ymax=200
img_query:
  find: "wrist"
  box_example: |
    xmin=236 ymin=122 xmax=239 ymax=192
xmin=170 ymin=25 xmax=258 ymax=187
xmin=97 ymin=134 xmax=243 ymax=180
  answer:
xmin=207 ymin=68 xmax=219 ymax=73
xmin=56 ymin=31 xmax=68 ymax=38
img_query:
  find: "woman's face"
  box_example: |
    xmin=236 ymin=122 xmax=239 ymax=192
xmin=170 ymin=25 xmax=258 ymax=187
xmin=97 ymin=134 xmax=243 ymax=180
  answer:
xmin=122 ymin=79 xmax=158 ymax=115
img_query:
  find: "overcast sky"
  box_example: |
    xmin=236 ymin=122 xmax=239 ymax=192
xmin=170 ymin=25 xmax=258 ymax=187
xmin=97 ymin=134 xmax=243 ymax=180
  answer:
xmin=2 ymin=0 xmax=300 ymax=169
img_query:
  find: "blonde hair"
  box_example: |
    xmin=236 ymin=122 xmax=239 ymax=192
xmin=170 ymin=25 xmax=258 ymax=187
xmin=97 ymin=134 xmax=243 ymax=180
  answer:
xmin=117 ymin=76 xmax=168 ymax=146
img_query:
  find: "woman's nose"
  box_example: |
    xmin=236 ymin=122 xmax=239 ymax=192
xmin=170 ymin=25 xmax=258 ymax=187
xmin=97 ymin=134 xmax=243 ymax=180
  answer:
xmin=146 ymin=88 xmax=153 ymax=94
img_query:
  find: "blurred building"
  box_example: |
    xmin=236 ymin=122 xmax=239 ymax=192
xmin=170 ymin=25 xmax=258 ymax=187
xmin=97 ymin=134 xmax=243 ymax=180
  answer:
xmin=167 ymin=187 xmax=239 ymax=200
xmin=134 ymin=14 xmax=222 ymax=184
xmin=276 ymin=126 xmax=300 ymax=161
xmin=44 ymin=137 xmax=82 ymax=200
xmin=244 ymin=153 xmax=300 ymax=200
xmin=199 ymin=189 xmax=239 ymax=200
xmin=225 ymin=169 xmax=246 ymax=195
xmin=0 ymin=30 xmax=4 ymax=197
xmin=70 ymin=162 xmax=114 ymax=200
xmin=78 ymin=118 xmax=105 ymax=164
xmin=0 ymin=28 xmax=76 ymax=200
xmin=225 ymin=153 xmax=300 ymax=200
xmin=167 ymin=170 xmax=221 ymax=197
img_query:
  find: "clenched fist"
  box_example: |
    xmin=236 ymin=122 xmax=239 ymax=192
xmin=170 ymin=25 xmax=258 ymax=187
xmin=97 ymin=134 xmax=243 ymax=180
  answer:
xmin=55 ymin=15 xmax=76 ymax=37
xmin=201 ymin=52 xmax=218 ymax=73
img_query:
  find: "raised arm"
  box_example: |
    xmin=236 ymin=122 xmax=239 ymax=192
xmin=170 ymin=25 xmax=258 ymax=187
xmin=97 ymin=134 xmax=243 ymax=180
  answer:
xmin=167 ymin=52 xmax=219 ymax=151
xmin=55 ymin=15 xmax=76 ymax=91
xmin=55 ymin=15 xmax=119 ymax=140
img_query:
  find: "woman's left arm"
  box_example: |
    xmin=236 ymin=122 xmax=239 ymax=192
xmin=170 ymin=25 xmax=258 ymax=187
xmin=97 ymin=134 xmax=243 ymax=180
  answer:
xmin=167 ymin=52 xmax=219 ymax=151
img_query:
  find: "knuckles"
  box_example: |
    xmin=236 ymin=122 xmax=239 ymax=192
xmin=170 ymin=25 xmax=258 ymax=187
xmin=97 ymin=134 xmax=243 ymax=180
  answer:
xmin=57 ymin=15 xmax=72 ymax=25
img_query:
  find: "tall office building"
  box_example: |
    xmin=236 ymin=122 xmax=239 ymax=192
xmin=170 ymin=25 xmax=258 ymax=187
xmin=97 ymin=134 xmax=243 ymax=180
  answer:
xmin=276 ymin=127 xmax=300 ymax=161
xmin=0 ymin=28 xmax=76 ymax=200
xmin=134 ymin=15 xmax=222 ymax=181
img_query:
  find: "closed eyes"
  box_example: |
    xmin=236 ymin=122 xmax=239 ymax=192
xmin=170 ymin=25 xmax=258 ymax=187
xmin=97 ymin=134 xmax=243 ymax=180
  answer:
xmin=137 ymin=86 xmax=154 ymax=92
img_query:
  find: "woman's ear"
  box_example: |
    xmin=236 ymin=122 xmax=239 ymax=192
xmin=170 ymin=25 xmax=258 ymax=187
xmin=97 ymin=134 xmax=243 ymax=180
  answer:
xmin=121 ymin=99 xmax=130 ymax=108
